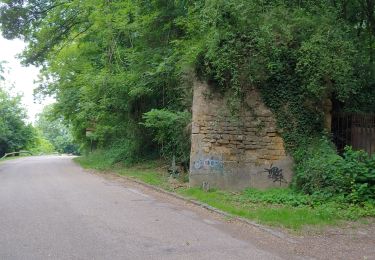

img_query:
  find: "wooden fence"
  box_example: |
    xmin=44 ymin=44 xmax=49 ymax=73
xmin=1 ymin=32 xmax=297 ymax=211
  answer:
xmin=0 ymin=151 xmax=33 ymax=160
xmin=332 ymin=113 xmax=375 ymax=155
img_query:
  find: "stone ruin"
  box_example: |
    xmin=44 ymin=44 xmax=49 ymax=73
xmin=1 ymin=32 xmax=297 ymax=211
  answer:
xmin=189 ymin=81 xmax=293 ymax=190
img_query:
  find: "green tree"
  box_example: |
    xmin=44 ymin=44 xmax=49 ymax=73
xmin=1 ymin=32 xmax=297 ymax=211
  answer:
xmin=35 ymin=105 xmax=79 ymax=154
xmin=0 ymin=87 xmax=34 ymax=156
xmin=27 ymin=127 xmax=55 ymax=155
xmin=1 ymin=0 xmax=192 ymax=163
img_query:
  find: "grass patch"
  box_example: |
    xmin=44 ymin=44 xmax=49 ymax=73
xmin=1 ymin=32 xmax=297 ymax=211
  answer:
xmin=74 ymin=152 xmax=375 ymax=231
xmin=117 ymin=167 xmax=166 ymax=187
xmin=178 ymin=187 xmax=375 ymax=230
xmin=74 ymin=151 xmax=170 ymax=190
xmin=74 ymin=152 xmax=114 ymax=171
xmin=178 ymin=188 xmax=338 ymax=230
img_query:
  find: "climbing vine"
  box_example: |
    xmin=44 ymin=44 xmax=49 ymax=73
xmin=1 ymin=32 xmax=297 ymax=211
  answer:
xmin=190 ymin=1 xmax=375 ymax=201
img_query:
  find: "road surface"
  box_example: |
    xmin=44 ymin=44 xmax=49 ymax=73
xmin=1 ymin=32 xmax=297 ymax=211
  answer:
xmin=0 ymin=156 xmax=286 ymax=260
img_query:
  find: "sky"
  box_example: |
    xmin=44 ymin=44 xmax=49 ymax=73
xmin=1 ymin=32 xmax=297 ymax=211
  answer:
xmin=0 ymin=36 xmax=54 ymax=123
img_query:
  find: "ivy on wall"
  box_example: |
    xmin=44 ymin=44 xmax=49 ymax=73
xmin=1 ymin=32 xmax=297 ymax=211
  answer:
xmin=190 ymin=1 xmax=375 ymax=201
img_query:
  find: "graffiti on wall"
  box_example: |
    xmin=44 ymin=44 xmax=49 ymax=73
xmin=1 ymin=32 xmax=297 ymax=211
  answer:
xmin=193 ymin=156 xmax=224 ymax=171
xmin=264 ymin=165 xmax=286 ymax=185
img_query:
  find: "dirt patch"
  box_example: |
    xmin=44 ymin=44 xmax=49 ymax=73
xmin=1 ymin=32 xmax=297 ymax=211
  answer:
xmin=292 ymin=219 xmax=375 ymax=260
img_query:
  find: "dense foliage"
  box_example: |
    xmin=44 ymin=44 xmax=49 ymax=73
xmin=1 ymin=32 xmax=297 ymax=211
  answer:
xmin=0 ymin=66 xmax=34 ymax=156
xmin=294 ymin=139 xmax=375 ymax=202
xmin=1 ymin=0 xmax=192 ymax=164
xmin=27 ymin=127 xmax=56 ymax=155
xmin=1 ymin=0 xmax=374 ymax=201
xmin=0 ymin=71 xmax=56 ymax=156
xmin=35 ymin=105 xmax=79 ymax=154
xmin=142 ymin=109 xmax=191 ymax=165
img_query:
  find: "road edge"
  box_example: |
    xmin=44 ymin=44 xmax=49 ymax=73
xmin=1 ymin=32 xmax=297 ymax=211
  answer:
xmin=80 ymin=164 xmax=297 ymax=243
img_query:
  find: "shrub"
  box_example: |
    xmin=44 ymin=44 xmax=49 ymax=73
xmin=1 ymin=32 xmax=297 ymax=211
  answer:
xmin=343 ymin=147 xmax=375 ymax=202
xmin=142 ymin=109 xmax=191 ymax=165
xmin=294 ymin=137 xmax=375 ymax=203
xmin=104 ymin=138 xmax=141 ymax=165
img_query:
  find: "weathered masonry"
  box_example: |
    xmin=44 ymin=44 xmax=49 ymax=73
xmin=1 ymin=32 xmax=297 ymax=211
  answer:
xmin=189 ymin=81 xmax=293 ymax=190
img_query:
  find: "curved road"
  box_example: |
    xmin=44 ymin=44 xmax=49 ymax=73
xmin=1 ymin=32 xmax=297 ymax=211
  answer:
xmin=0 ymin=156 xmax=285 ymax=260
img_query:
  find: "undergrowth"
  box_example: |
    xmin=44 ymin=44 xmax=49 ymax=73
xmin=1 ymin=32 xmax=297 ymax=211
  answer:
xmin=293 ymin=140 xmax=375 ymax=203
xmin=74 ymin=151 xmax=170 ymax=190
xmin=178 ymin=187 xmax=374 ymax=230
xmin=75 ymin=154 xmax=375 ymax=231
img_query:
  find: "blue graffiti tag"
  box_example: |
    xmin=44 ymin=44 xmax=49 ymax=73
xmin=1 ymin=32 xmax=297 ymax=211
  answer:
xmin=194 ymin=156 xmax=223 ymax=171
xmin=194 ymin=159 xmax=203 ymax=169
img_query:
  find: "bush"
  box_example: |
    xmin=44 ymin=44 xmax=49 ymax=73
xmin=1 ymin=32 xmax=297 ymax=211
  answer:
xmin=294 ymin=137 xmax=375 ymax=203
xmin=342 ymin=147 xmax=375 ymax=202
xmin=77 ymin=138 xmax=141 ymax=170
xmin=103 ymin=138 xmax=141 ymax=165
xmin=142 ymin=109 xmax=191 ymax=165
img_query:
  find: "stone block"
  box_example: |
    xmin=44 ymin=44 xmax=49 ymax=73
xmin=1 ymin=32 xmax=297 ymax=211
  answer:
xmin=236 ymin=135 xmax=244 ymax=141
xmin=218 ymin=139 xmax=229 ymax=144
xmin=203 ymin=147 xmax=210 ymax=153
xmin=192 ymin=123 xmax=200 ymax=134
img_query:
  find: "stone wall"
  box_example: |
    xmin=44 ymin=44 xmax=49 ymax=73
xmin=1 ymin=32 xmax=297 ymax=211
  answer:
xmin=189 ymin=81 xmax=293 ymax=190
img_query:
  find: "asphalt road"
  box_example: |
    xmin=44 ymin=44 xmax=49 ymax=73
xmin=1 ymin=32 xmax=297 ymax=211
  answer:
xmin=0 ymin=156 xmax=284 ymax=260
